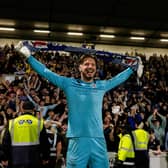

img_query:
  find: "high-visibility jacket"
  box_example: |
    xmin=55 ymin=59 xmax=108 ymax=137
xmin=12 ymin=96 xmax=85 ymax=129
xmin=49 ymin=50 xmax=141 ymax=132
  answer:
xmin=132 ymin=129 xmax=149 ymax=151
xmin=8 ymin=114 xmax=44 ymax=166
xmin=9 ymin=114 xmax=43 ymax=146
xmin=118 ymin=134 xmax=135 ymax=162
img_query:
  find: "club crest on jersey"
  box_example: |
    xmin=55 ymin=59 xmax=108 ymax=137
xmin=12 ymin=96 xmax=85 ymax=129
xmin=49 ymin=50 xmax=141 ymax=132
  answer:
xmin=92 ymin=83 xmax=96 ymax=88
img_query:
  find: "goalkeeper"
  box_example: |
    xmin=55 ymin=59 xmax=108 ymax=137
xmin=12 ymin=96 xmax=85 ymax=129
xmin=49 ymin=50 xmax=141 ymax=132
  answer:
xmin=16 ymin=43 xmax=143 ymax=168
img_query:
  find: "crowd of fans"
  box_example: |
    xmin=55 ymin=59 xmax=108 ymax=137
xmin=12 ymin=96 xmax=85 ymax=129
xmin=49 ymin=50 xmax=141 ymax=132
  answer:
xmin=0 ymin=43 xmax=168 ymax=167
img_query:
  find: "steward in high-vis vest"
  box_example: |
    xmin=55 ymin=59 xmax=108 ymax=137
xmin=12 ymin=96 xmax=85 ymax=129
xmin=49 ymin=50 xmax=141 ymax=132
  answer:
xmin=2 ymin=101 xmax=50 ymax=168
xmin=114 ymin=125 xmax=135 ymax=168
xmin=132 ymin=120 xmax=149 ymax=168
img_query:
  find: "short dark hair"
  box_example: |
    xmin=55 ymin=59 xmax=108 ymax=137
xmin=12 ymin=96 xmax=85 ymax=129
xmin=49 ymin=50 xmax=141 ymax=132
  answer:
xmin=148 ymin=128 xmax=155 ymax=134
xmin=78 ymin=54 xmax=97 ymax=65
xmin=151 ymin=116 xmax=161 ymax=123
xmin=62 ymin=118 xmax=68 ymax=125
xmin=22 ymin=101 xmax=35 ymax=110
xmin=0 ymin=150 xmax=8 ymax=161
xmin=135 ymin=118 xmax=142 ymax=126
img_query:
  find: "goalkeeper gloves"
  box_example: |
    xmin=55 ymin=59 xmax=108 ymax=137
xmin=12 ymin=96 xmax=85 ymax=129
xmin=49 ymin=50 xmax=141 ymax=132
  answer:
xmin=131 ymin=56 xmax=144 ymax=78
xmin=15 ymin=41 xmax=31 ymax=58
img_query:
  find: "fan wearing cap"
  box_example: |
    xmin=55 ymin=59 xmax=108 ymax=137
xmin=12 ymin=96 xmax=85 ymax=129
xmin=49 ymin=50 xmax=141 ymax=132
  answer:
xmin=2 ymin=101 xmax=50 ymax=168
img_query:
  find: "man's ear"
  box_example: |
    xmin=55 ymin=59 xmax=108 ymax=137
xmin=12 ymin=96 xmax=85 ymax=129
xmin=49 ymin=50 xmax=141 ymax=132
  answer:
xmin=79 ymin=65 xmax=82 ymax=72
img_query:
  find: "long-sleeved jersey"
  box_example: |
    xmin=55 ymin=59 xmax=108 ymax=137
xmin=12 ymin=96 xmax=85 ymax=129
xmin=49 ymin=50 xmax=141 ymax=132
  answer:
xmin=27 ymin=56 xmax=133 ymax=138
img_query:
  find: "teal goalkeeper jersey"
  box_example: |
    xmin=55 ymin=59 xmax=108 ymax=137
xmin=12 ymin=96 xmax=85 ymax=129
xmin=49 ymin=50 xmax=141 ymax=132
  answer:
xmin=27 ymin=56 xmax=133 ymax=138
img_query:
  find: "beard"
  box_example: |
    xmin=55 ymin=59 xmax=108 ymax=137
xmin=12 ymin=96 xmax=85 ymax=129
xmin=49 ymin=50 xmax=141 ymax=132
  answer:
xmin=81 ymin=71 xmax=96 ymax=81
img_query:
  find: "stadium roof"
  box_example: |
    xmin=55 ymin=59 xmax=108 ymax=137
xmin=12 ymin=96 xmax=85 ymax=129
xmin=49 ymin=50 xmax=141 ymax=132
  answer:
xmin=1 ymin=0 xmax=168 ymax=48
